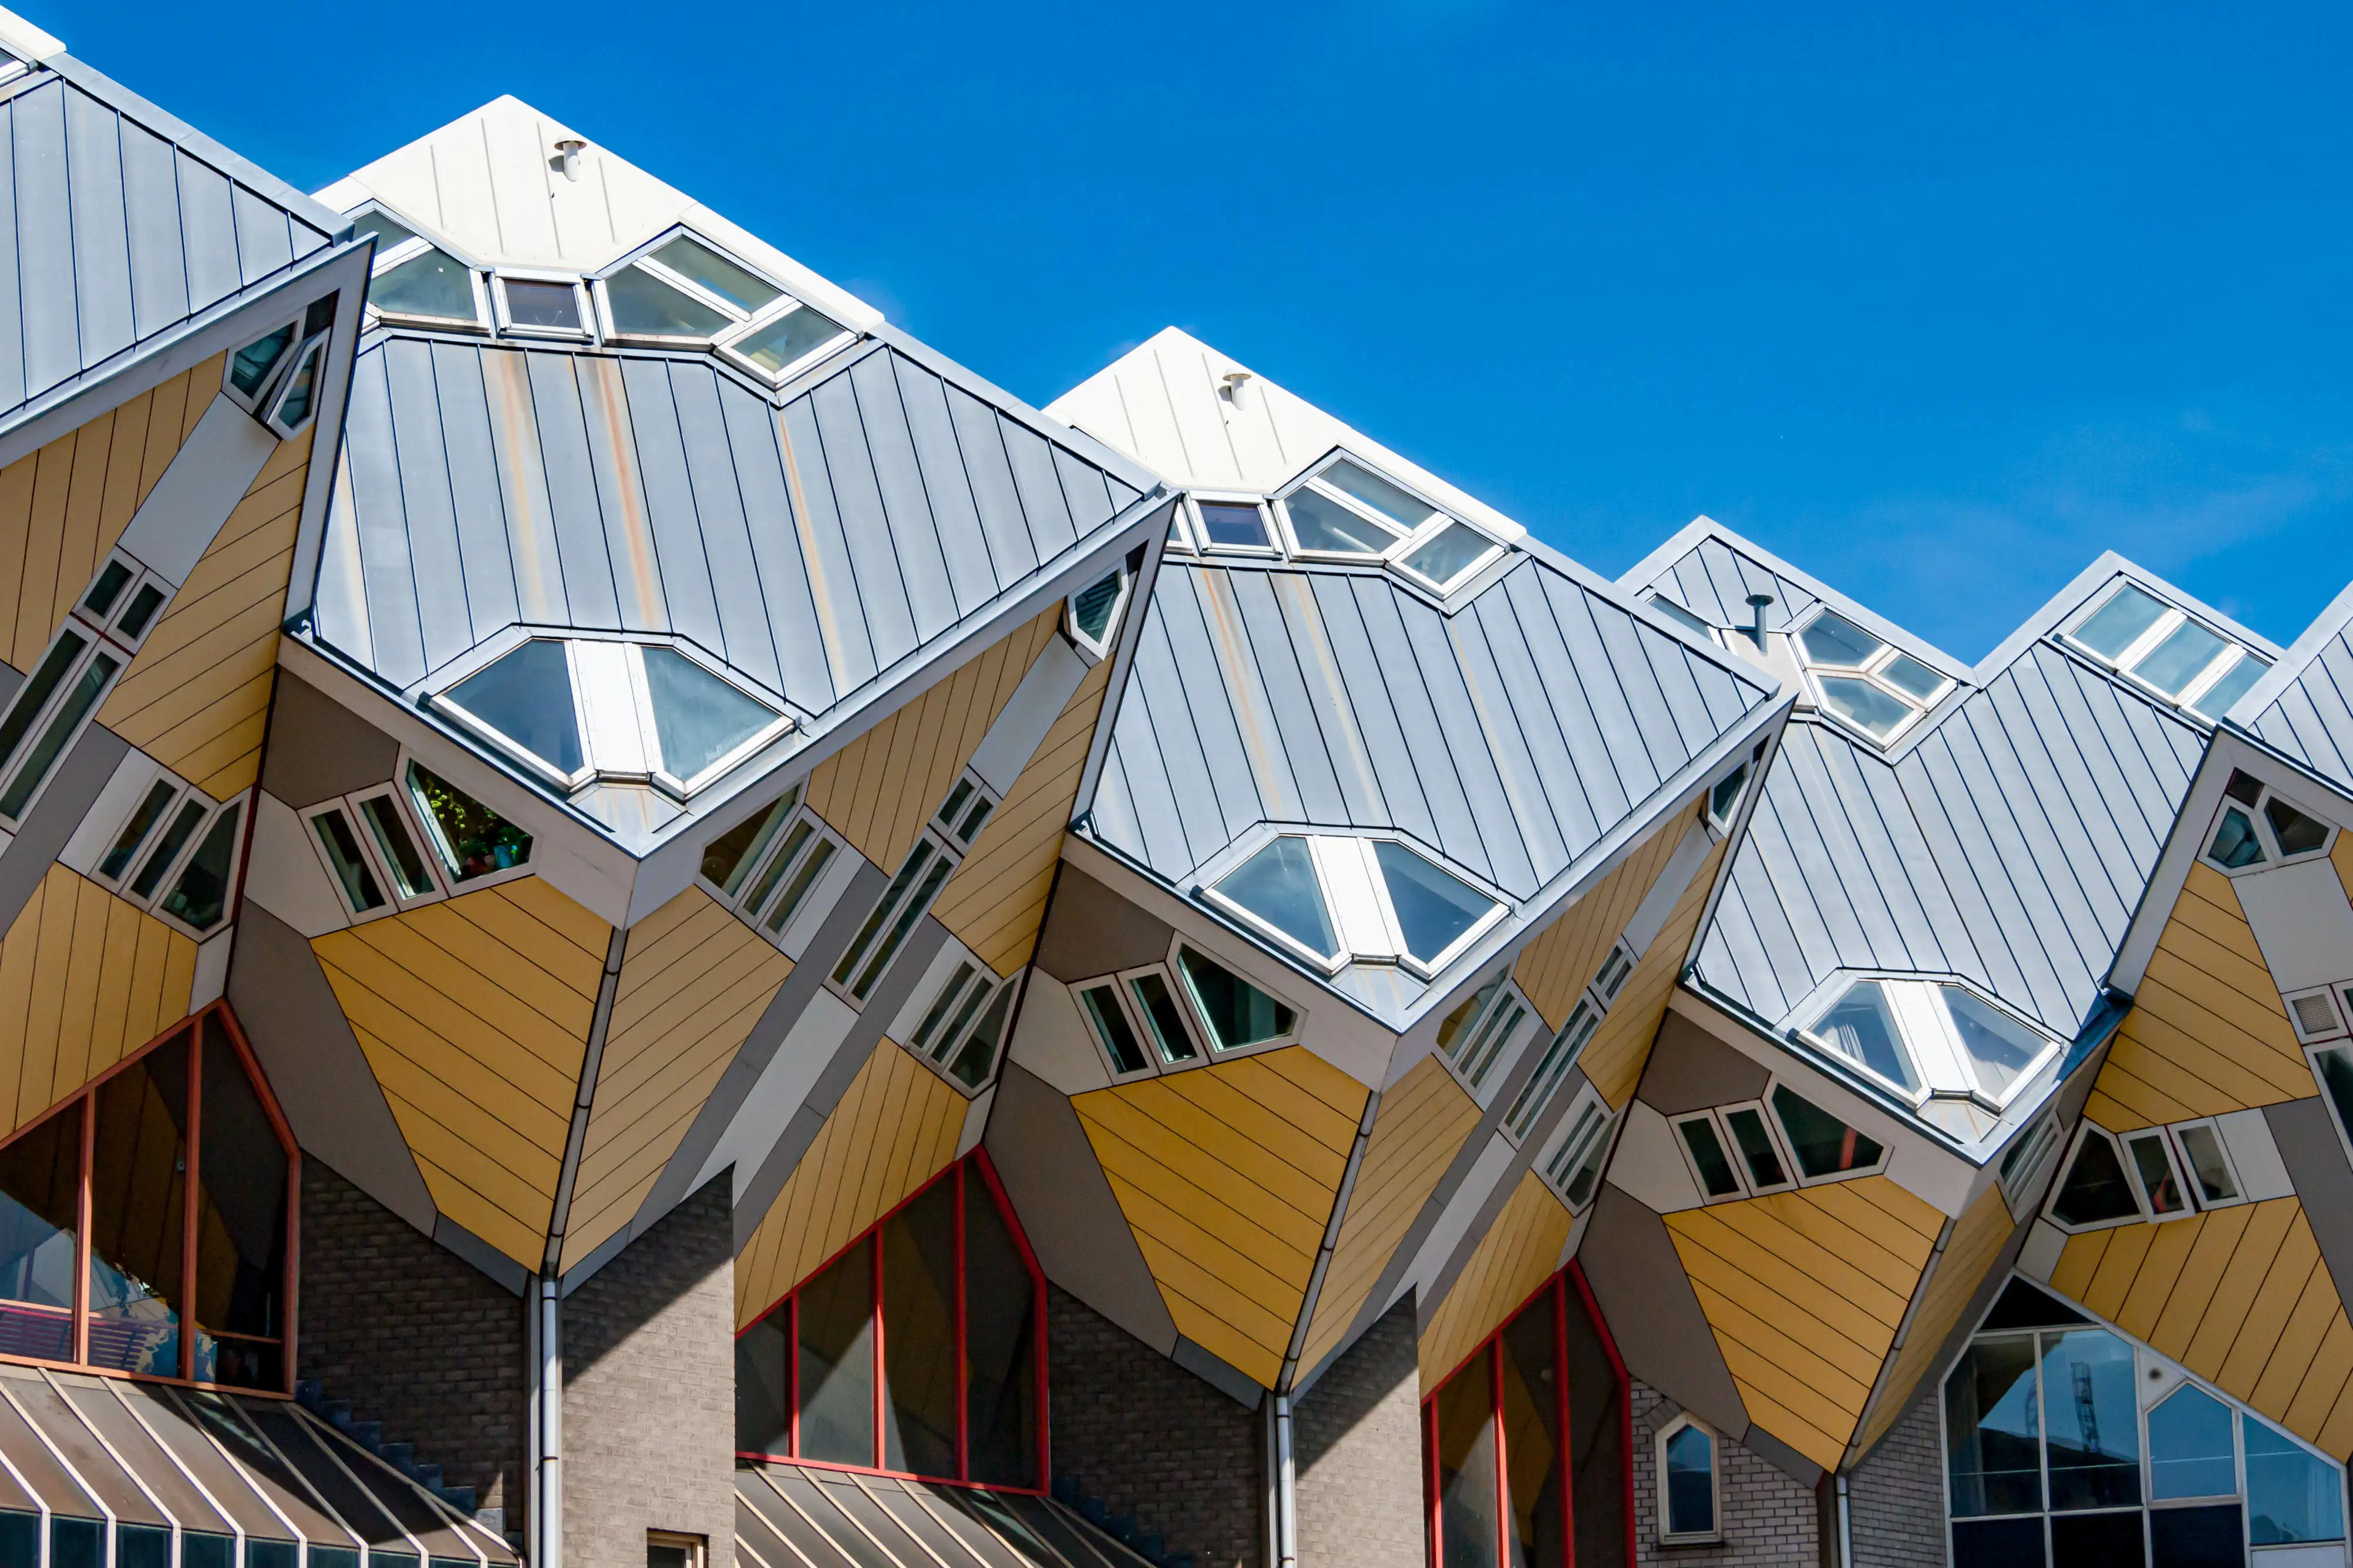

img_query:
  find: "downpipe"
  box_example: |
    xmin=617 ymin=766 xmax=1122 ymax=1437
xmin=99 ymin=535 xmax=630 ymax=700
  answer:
xmin=528 ymin=1276 xmax=561 ymax=1568
xmin=1263 ymin=1392 xmax=1297 ymax=1568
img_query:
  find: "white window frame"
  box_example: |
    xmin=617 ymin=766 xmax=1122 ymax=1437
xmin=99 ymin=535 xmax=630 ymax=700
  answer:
xmin=1065 ymin=564 xmax=1133 ymax=665
xmin=78 ymin=549 xmax=171 ymax=652
xmin=2119 ymin=1126 xmax=2196 ymax=1221
xmin=1073 ymin=973 xmax=1160 ymax=1081
xmin=260 ymin=331 xmax=332 ymax=439
xmin=2197 ymin=775 xmax=2338 ymax=878
xmin=2285 ymin=984 xmax=2349 ymax=1044
xmin=1503 ymin=998 xmax=1602 ymax=1146
xmin=647 ymin=1530 xmax=708 ymax=1568
xmin=931 ymin=768 xmax=1002 ymax=851
xmin=1655 ymin=1413 xmax=1723 ymax=1546
xmin=594 ymin=228 xmax=857 ymax=385
xmin=1766 ymin=1079 xmax=1892 ymax=1188
xmin=1996 ymin=1107 xmax=2065 ymax=1212
xmin=1271 ymin=451 xmax=1506 ymax=592
xmin=711 ymin=797 xmax=852 ymax=960
xmin=0 ymin=621 xmax=129 ymax=829
xmin=1797 ymin=975 xmax=2063 ymax=1114
xmin=490 ymin=269 xmax=594 ymax=342
xmin=112 ymin=785 xmax=250 ymax=940
xmin=336 ymin=783 xmax=449 ymax=912
xmin=2307 ymin=1041 xmax=2353 ymax=1174
xmin=1201 ymin=834 xmax=1348 ymax=973
xmin=1183 ymin=492 xmax=1282 ymax=558
xmin=356 ymin=206 xmax=491 ymax=333
xmin=1167 ymin=935 xmax=1305 ymax=1061
xmin=1537 ymin=1083 xmax=1618 ymax=1212
xmin=1201 ymin=830 xmax=1507 ymax=979
xmin=2064 ymin=580 xmax=2264 ymax=719
xmin=1669 ymin=1108 xmax=1752 ymax=1203
xmin=2167 ymin=1116 xmax=2247 ymax=1210
xmin=221 ymin=312 xmax=305 ymax=414
xmin=901 ymin=959 xmax=1022 ymax=1097
xmin=827 ymin=824 xmax=965 ymax=1009
xmin=2043 ymin=1122 xmax=2150 ymax=1234
xmin=1718 ymin=1098 xmax=1800 ymax=1195
xmin=303 ymin=793 xmax=409 ymax=922
xmin=1120 ymin=959 xmax=1215 ymax=1069
xmin=1791 ymin=606 xmax=1953 ymax=746
xmin=398 ymin=753 xmax=537 ymax=897
xmin=97 ymin=776 xmax=213 ymax=900
xmin=1704 ymin=759 xmax=1752 ymax=836
xmin=1433 ymin=972 xmax=1539 ymax=1104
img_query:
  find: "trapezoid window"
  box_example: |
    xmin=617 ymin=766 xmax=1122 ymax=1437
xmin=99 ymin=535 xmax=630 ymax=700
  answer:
xmin=1205 ymin=833 xmax=1504 ymax=978
xmin=1273 ymin=454 xmax=1507 ymax=594
xmin=598 ymin=230 xmax=855 ymax=384
xmin=736 ymin=1155 xmax=1044 ymax=1492
xmin=2066 ymin=579 xmax=2270 ymax=721
xmin=1798 ymin=976 xmax=2062 ymax=1112
xmin=355 ymin=207 xmax=486 ymax=330
xmin=1792 ymin=609 xmax=1953 ymax=743
xmin=2199 ymin=768 xmax=2335 ymax=875
xmin=1184 ymin=495 xmax=1278 ymax=554
xmin=1064 ymin=564 xmax=1132 ymax=663
xmin=1538 ymin=1086 xmax=1618 ymax=1211
xmin=2045 ymin=1123 xmax=2199 ymax=1232
xmin=435 ymin=636 xmax=793 ymax=800
xmin=829 ymin=775 xmax=998 ymax=1008
xmin=1769 ymin=1084 xmax=1886 ymax=1181
xmin=1435 ymin=971 xmax=1538 ymax=1100
xmin=1500 ymin=940 xmax=1637 ymax=1144
xmin=904 ymin=959 xmax=1021 ymax=1092
xmin=87 ymin=773 xmax=247 ymax=938
xmin=699 ymin=785 xmax=853 ymax=956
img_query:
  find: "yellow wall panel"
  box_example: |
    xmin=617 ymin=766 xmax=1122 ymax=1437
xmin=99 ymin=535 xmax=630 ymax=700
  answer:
xmin=1300 ymin=1056 xmax=1482 ymax=1373
xmin=97 ymin=426 xmax=314 ymax=800
xmin=803 ymin=607 xmax=1060 ymax=874
xmin=0 ymin=865 xmax=198 ymax=1138
xmin=2047 ymin=1199 xmax=2353 ymax=1454
xmin=1856 ymin=1181 xmax=2014 ymax=1455
xmin=733 ymin=1036 xmax=968 ymax=1327
xmin=1418 ymin=1171 xmax=1574 ymax=1390
xmin=1513 ymin=816 xmax=1688 ymax=1032
xmin=1666 ymin=1175 xmax=1943 ymax=1470
xmin=1074 ymin=1046 xmax=1368 ymax=1388
xmin=931 ymin=653 xmax=1116 ymax=974
xmin=561 ymin=887 xmax=791 ymax=1272
xmin=2085 ymin=866 xmax=2314 ymax=1131
xmin=1581 ymin=837 xmax=1729 ymax=1110
xmin=311 ymin=876 xmax=608 ymax=1268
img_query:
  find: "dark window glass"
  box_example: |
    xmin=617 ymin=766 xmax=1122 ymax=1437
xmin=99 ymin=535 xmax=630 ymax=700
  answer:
xmin=1069 ymin=572 xmax=1123 ymax=644
xmin=1500 ymin=1296 xmax=1564 ymax=1568
xmin=182 ymin=1535 xmax=235 ymax=1568
xmin=503 ymin=279 xmax=581 ymax=331
xmin=119 ymin=1523 xmax=172 ymax=1568
xmin=2150 ymin=1504 xmax=2241 ymax=1568
xmin=2048 ymin=1510 xmax=2144 ymax=1564
xmin=881 ymin=1179 xmax=958 ymax=1479
xmin=1176 ymin=946 xmax=1295 ymax=1051
xmin=49 ymin=1516 xmax=103 ymax=1568
xmin=116 ymin=584 xmax=166 ymax=642
xmin=269 ymin=341 xmax=322 ymax=429
xmin=0 ymin=629 xmax=86 ymax=775
xmin=447 ymin=640 xmax=583 ymax=776
xmin=309 ymin=1548 xmax=360 ymax=1568
xmin=191 ymin=1019 xmax=288 ymax=1389
xmin=1945 ymin=1338 xmax=2042 ymax=1517
xmin=246 ymin=1541 xmax=299 ymax=1568
xmin=1725 ymin=1107 xmax=1788 ymax=1189
xmin=0 ymin=1512 xmax=33 ymax=1566
xmin=2266 ymin=795 xmax=2331 ymax=856
xmin=130 ymin=799 xmax=207 ymax=899
xmin=0 ymin=1097 xmax=79 ymax=1360
xmin=948 ymin=984 xmax=1015 ymax=1088
xmin=2052 ymin=1134 xmax=2142 ymax=1228
xmin=2207 ymin=806 xmax=2266 ymax=869
xmin=965 ymin=1171 xmax=1038 ymax=1488
xmin=1079 ymin=986 xmax=1147 ymax=1074
xmin=89 ymin=1032 xmax=191 ymax=1377
xmin=1678 ymin=1117 xmax=1743 ymax=1198
xmin=796 ymin=1236 xmax=874 ymax=1466
xmin=1435 ymin=1345 xmax=1502 ymax=1568
xmin=99 ymin=781 xmax=178 ymax=882
xmin=0 ymin=647 xmax=116 ymax=820
xmin=1980 ymin=1278 xmax=2093 ymax=1333
xmin=2041 ymin=1331 xmax=2139 ymax=1512
xmin=1771 ymin=1085 xmax=1885 ymax=1178
xmin=1195 ymin=502 xmax=1270 ymax=549
xmin=159 ymin=801 xmax=242 ymax=932
xmin=1562 ymin=1280 xmax=1627 ymax=1568
xmin=736 ymin=1309 xmax=791 ymax=1455
xmin=1951 ymin=1516 xmax=2045 ymax=1568
xmin=228 ymin=326 xmax=295 ymax=399
xmin=702 ymin=792 xmax=796 ymax=895
xmin=407 ymin=761 xmax=531 ymax=881
xmin=1662 ymin=1423 xmax=1715 ymax=1536
xmin=83 ymin=561 xmax=132 ymax=618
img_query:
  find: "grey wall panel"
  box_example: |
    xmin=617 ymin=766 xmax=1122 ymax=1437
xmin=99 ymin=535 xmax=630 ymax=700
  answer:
xmin=383 ymin=339 xmax=474 ymax=673
xmin=1636 ymin=1013 xmax=1772 ymax=1118
xmin=63 ymin=90 xmax=132 ymax=369
xmin=426 ymin=340 xmax=521 ymax=645
xmin=719 ymin=387 xmax=829 ymax=706
xmin=1160 ymin=571 xmax=1274 ymax=841
xmin=0 ymin=108 xmax=21 ymax=413
xmin=338 ymin=350 xmax=425 ymax=684
xmin=890 ymin=357 xmax=994 ymax=617
xmin=15 ymin=84 xmax=76 ymax=403
xmin=479 ymin=347 xmax=570 ymax=626
xmin=1001 ymin=417 xmax=1076 ymax=559
xmin=122 ymin=123 xmax=191 ymax=348
xmin=2266 ymin=1097 xmax=2353 ymax=1308
xmin=618 ymin=358 xmax=720 ymax=653
xmin=1033 ymin=866 xmax=1178 ymax=982
xmin=575 ymin=356 xmax=666 ymax=633
xmin=1579 ymin=1184 xmax=1749 ymax=1441
xmin=944 ymin=387 xmax=1039 ymax=582
xmin=1310 ymin=575 xmax=1438 ymax=847
xmin=527 ymin=351 xmax=622 ymax=629
xmin=1497 ymin=565 xmax=1632 ymax=827
xmin=810 ymin=370 xmax=917 ymax=668
xmin=1053 ymin=444 xmax=1116 ymax=538
xmin=260 ymin=673 xmax=400 ymax=807
xmin=176 ymin=154 xmax=239 ymax=313
xmin=671 ymin=366 xmax=781 ymax=691
xmin=780 ymin=392 xmax=877 ymax=689
xmin=1467 ymin=585 xmax=1601 ymax=859
xmin=1448 ymin=604 xmax=1569 ymax=882
xmin=1230 ymin=571 xmax=1350 ymax=827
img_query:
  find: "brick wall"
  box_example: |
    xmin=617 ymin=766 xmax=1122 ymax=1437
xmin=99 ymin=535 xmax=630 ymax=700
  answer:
xmin=1294 ymin=1299 xmax=1422 ymax=1568
xmin=1630 ymin=1384 xmax=1817 ymax=1566
xmin=1847 ymin=1394 xmax=1944 ymax=1567
xmin=298 ymin=1161 xmax=524 ymax=1533
xmin=563 ymin=1179 xmax=736 ymax=1568
xmin=1047 ymin=1286 xmax=1263 ymax=1568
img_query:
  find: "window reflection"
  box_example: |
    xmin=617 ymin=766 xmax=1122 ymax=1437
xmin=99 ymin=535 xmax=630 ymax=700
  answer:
xmin=88 ymin=1044 xmax=190 ymax=1378
xmin=0 ymin=1102 xmax=78 ymax=1360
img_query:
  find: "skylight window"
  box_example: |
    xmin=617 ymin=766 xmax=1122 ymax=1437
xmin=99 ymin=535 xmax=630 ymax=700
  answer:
xmin=1272 ymin=454 xmax=1506 ymax=592
xmin=1793 ymin=609 xmax=1951 ymax=743
xmin=597 ymin=230 xmax=854 ymax=385
xmin=435 ymin=636 xmax=791 ymax=799
xmin=2066 ymin=581 xmax=2269 ymax=720
xmin=1186 ymin=498 xmax=1277 ymax=554
xmin=356 ymin=207 xmax=486 ymax=329
xmin=1065 ymin=565 xmax=1132 ymax=663
xmin=1798 ymin=976 xmax=2062 ymax=1112
xmin=1204 ymin=833 xmax=1505 ymax=978
xmin=2199 ymin=768 xmax=2334 ymax=875
xmin=493 ymin=274 xmax=590 ymax=339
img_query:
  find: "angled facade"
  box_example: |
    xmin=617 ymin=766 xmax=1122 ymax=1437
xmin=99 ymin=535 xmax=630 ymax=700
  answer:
xmin=0 ymin=12 xmax=2348 ymax=1568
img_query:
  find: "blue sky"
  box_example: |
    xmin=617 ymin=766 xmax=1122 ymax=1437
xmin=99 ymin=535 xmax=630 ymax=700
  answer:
xmin=48 ymin=1 xmax=2353 ymax=660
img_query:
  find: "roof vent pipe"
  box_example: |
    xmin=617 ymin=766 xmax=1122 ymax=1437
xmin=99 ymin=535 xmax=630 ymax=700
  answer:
xmin=554 ymin=138 xmax=587 ymax=181
xmin=1747 ymin=592 xmax=1774 ymax=649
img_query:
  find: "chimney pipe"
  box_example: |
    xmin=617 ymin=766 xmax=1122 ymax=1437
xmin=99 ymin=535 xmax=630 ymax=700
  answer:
xmin=1747 ymin=592 xmax=1774 ymax=649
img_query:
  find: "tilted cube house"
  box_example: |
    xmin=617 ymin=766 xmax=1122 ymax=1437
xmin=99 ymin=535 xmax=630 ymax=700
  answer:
xmin=0 ymin=12 xmax=2345 ymax=1567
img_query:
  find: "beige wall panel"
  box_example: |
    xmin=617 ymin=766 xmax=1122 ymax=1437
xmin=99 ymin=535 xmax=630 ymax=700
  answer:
xmin=2086 ymin=866 xmax=2315 ymax=1132
xmin=1855 ymin=1179 xmax=2014 ymax=1455
xmin=97 ymin=427 xmax=315 ymax=800
xmin=311 ymin=876 xmax=608 ymax=1269
xmin=1580 ymin=837 xmax=1729 ymax=1110
xmin=1073 ymin=1046 xmax=1368 ymax=1388
xmin=561 ymin=887 xmax=791 ymax=1272
xmin=2049 ymin=1198 xmax=2353 ymax=1455
xmin=733 ymin=1036 xmax=968 ymax=1327
xmin=1300 ymin=1056 xmax=1482 ymax=1373
xmin=802 ymin=608 xmax=1059 ymax=874
xmin=1665 ymin=1175 xmax=1943 ymax=1471
xmin=1513 ymin=817 xmax=1687 ymax=1032
xmin=931 ymin=653 xmax=1116 ymax=974
xmin=1418 ymin=1171 xmax=1574 ymax=1390
xmin=0 ymin=864 xmax=198 ymax=1137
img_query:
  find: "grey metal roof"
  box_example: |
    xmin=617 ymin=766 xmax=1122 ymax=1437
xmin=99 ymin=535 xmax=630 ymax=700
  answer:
xmin=1628 ymin=524 xmax=1826 ymax=636
xmin=737 ymin=1465 xmax=1157 ymax=1568
xmin=1085 ymin=550 xmax=1780 ymax=903
xmin=314 ymin=330 xmax=1157 ymax=723
xmin=2233 ymin=580 xmax=2353 ymax=798
xmin=0 ymin=56 xmax=344 ymax=432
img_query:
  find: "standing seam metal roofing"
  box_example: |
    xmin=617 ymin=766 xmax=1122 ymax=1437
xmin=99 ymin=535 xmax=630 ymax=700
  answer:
xmin=2236 ymin=582 xmax=2353 ymax=800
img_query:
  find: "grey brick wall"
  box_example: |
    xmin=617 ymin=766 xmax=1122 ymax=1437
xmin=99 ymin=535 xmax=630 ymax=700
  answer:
xmin=1848 ymin=1394 xmax=1945 ymax=1567
xmin=298 ymin=1161 xmax=524 ymax=1531
xmin=1047 ymin=1286 xmax=1263 ymax=1568
xmin=563 ymin=1179 xmax=736 ymax=1568
xmin=1631 ymin=1384 xmax=1817 ymax=1566
xmin=1294 ymin=1299 xmax=1422 ymax=1568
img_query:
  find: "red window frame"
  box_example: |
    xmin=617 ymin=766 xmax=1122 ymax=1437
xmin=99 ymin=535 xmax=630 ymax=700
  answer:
xmin=0 ymin=1001 xmax=299 ymax=1393
xmin=734 ymin=1149 xmax=1050 ymax=1492
xmin=1420 ymin=1260 xmax=1631 ymax=1568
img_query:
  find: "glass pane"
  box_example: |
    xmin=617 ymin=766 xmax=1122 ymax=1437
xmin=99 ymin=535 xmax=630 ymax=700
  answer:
xmin=1435 ymin=1345 xmax=1502 ymax=1568
xmin=1500 ymin=1297 xmax=1564 ymax=1568
xmin=834 ymin=841 xmax=936 ymax=986
xmin=1069 ymin=572 xmax=1124 ymax=643
xmin=851 ymin=852 xmax=954 ymax=1000
xmin=115 ymin=584 xmax=165 ymax=642
xmin=191 ymin=1021 xmax=288 ymax=1390
xmin=2175 ymin=1126 xmax=2238 ymax=1204
xmin=359 ymin=796 xmax=435 ymax=899
xmin=49 ymin=1517 xmax=101 ymax=1568
xmin=702 ymin=790 xmax=798 ymax=895
xmin=1942 ymin=988 xmax=2050 ymax=1102
xmin=83 ymin=561 xmax=132 ymax=619
xmin=1724 ymin=1107 xmax=1788 ymax=1190
xmin=1708 ymin=763 xmax=1749 ymax=824
xmin=312 ymin=810 xmax=385 ymax=913
xmin=0 ymin=649 xmax=117 ymax=819
xmin=89 ymin=1033 xmax=192 ymax=1377
xmin=2075 ymin=584 xmax=2169 ymax=659
xmin=796 ymin=1236 xmax=874 ymax=1466
xmin=1438 ymin=973 xmax=1506 ymax=1065
xmin=1881 ymin=652 xmax=1946 ymax=700
xmin=735 ymin=1308 xmax=791 ymax=1456
xmin=2190 ymin=653 xmax=2265 ymax=719
xmin=650 ymin=234 xmax=780 ymax=313
xmin=965 ymin=1171 xmax=1038 ymax=1488
xmin=881 ymin=1178 xmax=958 ymax=1479
xmin=447 ymin=640 xmax=583 ymax=775
xmin=0 ymin=1100 xmax=79 ymax=1360
xmin=1283 ymin=488 xmax=1395 ymax=555
xmin=1127 ymin=971 xmax=1198 ymax=1064
xmin=119 ymin=1524 xmax=172 ymax=1568
xmin=406 ymin=761 xmax=532 ymax=881
xmin=2132 ymin=619 xmax=2229 ymax=697
xmin=604 ymin=263 xmax=729 ymax=338
xmin=1195 ymin=501 xmax=1269 ymax=549
xmin=1799 ymin=611 xmax=1886 ymax=669
xmin=2266 ymin=796 xmax=2331 ymax=856
xmin=1771 ymin=1085 xmax=1885 ymax=1179
xmin=1811 ymin=980 xmax=1920 ymax=1092
xmin=1318 ymin=459 xmax=1433 ymax=529
xmin=1176 ymin=946 xmax=1296 ymax=1051
xmin=1560 ymin=1112 xmax=1613 ymax=1209
xmin=2247 ymin=1415 xmax=2346 ymax=1543
xmin=100 ymin=781 xmax=179 ymax=882
xmin=641 ymin=646 xmax=779 ymax=781
xmin=356 ymin=210 xmax=419 ymax=252
xmin=1816 ymin=675 xmax=1915 ymax=740
xmin=1461 ymin=998 xmax=1527 ymax=1088
xmin=2147 ymin=1385 xmax=2235 ymax=1499
xmin=269 ymin=342 xmax=321 ymax=428
xmin=2052 ymin=1134 xmax=2142 ymax=1228
xmin=1663 ymin=1424 xmax=1715 ymax=1536
xmin=0 ymin=629 xmax=86 ymax=774
xmin=763 ymin=836 xmax=835 ymax=935
xmin=1678 ymin=1118 xmax=1743 ymax=1198
xmin=2317 ymin=1049 xmax=2353 ymax=1151
xmin=2048 ymin=1510 xmax=2143 ymax=1564
xmin=2149 ymin=1504 xmax=2241 ymax=1567
xmin=732 ymin=304 xmax=848 ymax=376
xmin=2207 ymin=805 xmax=2266 ymax=868
xmin=160 ymin=802 xmax=242 ymax=932
xmin=1214 ymin=838 xmax=1337 ymax=958
xmin=1951 ymin=1516 xmax=2045 ymax=1568
xmin=369 ymin=249 xmax=476 ymax=320
xmin=229 ymin=326 xmax=295 ymax=398
xmin=0 ymin=1516 xmax=32 ymax=1568
xmin=2041 ymin=1329 xmax=2139 ymax=1510
xmin=500 ymin=278 xmax=580 ymax=331
xmin=1400 ymin=523 xmax=1494 ymax=587
xmin=1560 ymin=1280 xmax=1624 ymax=1567
xmin=912 ymin=965 xmax=980 ymax=1058
xmin=948 ymin=983 xmax=1015 ymax=1087
xmin=1080 ymin=986 xmax=1148 ymax=1074
xmin=2126 ymin=1132 xmax=2187 ymax=1215
xmin=1944 ymin=1337 xmax=2042 ymax=1516
xmin=1372 ymin=839 xmax=1495 ymax=965
xmin=131 ymin=799 xmax=208 ymax=899
xmin=1507 ymin=1011 xmax=1598 ymax=1141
